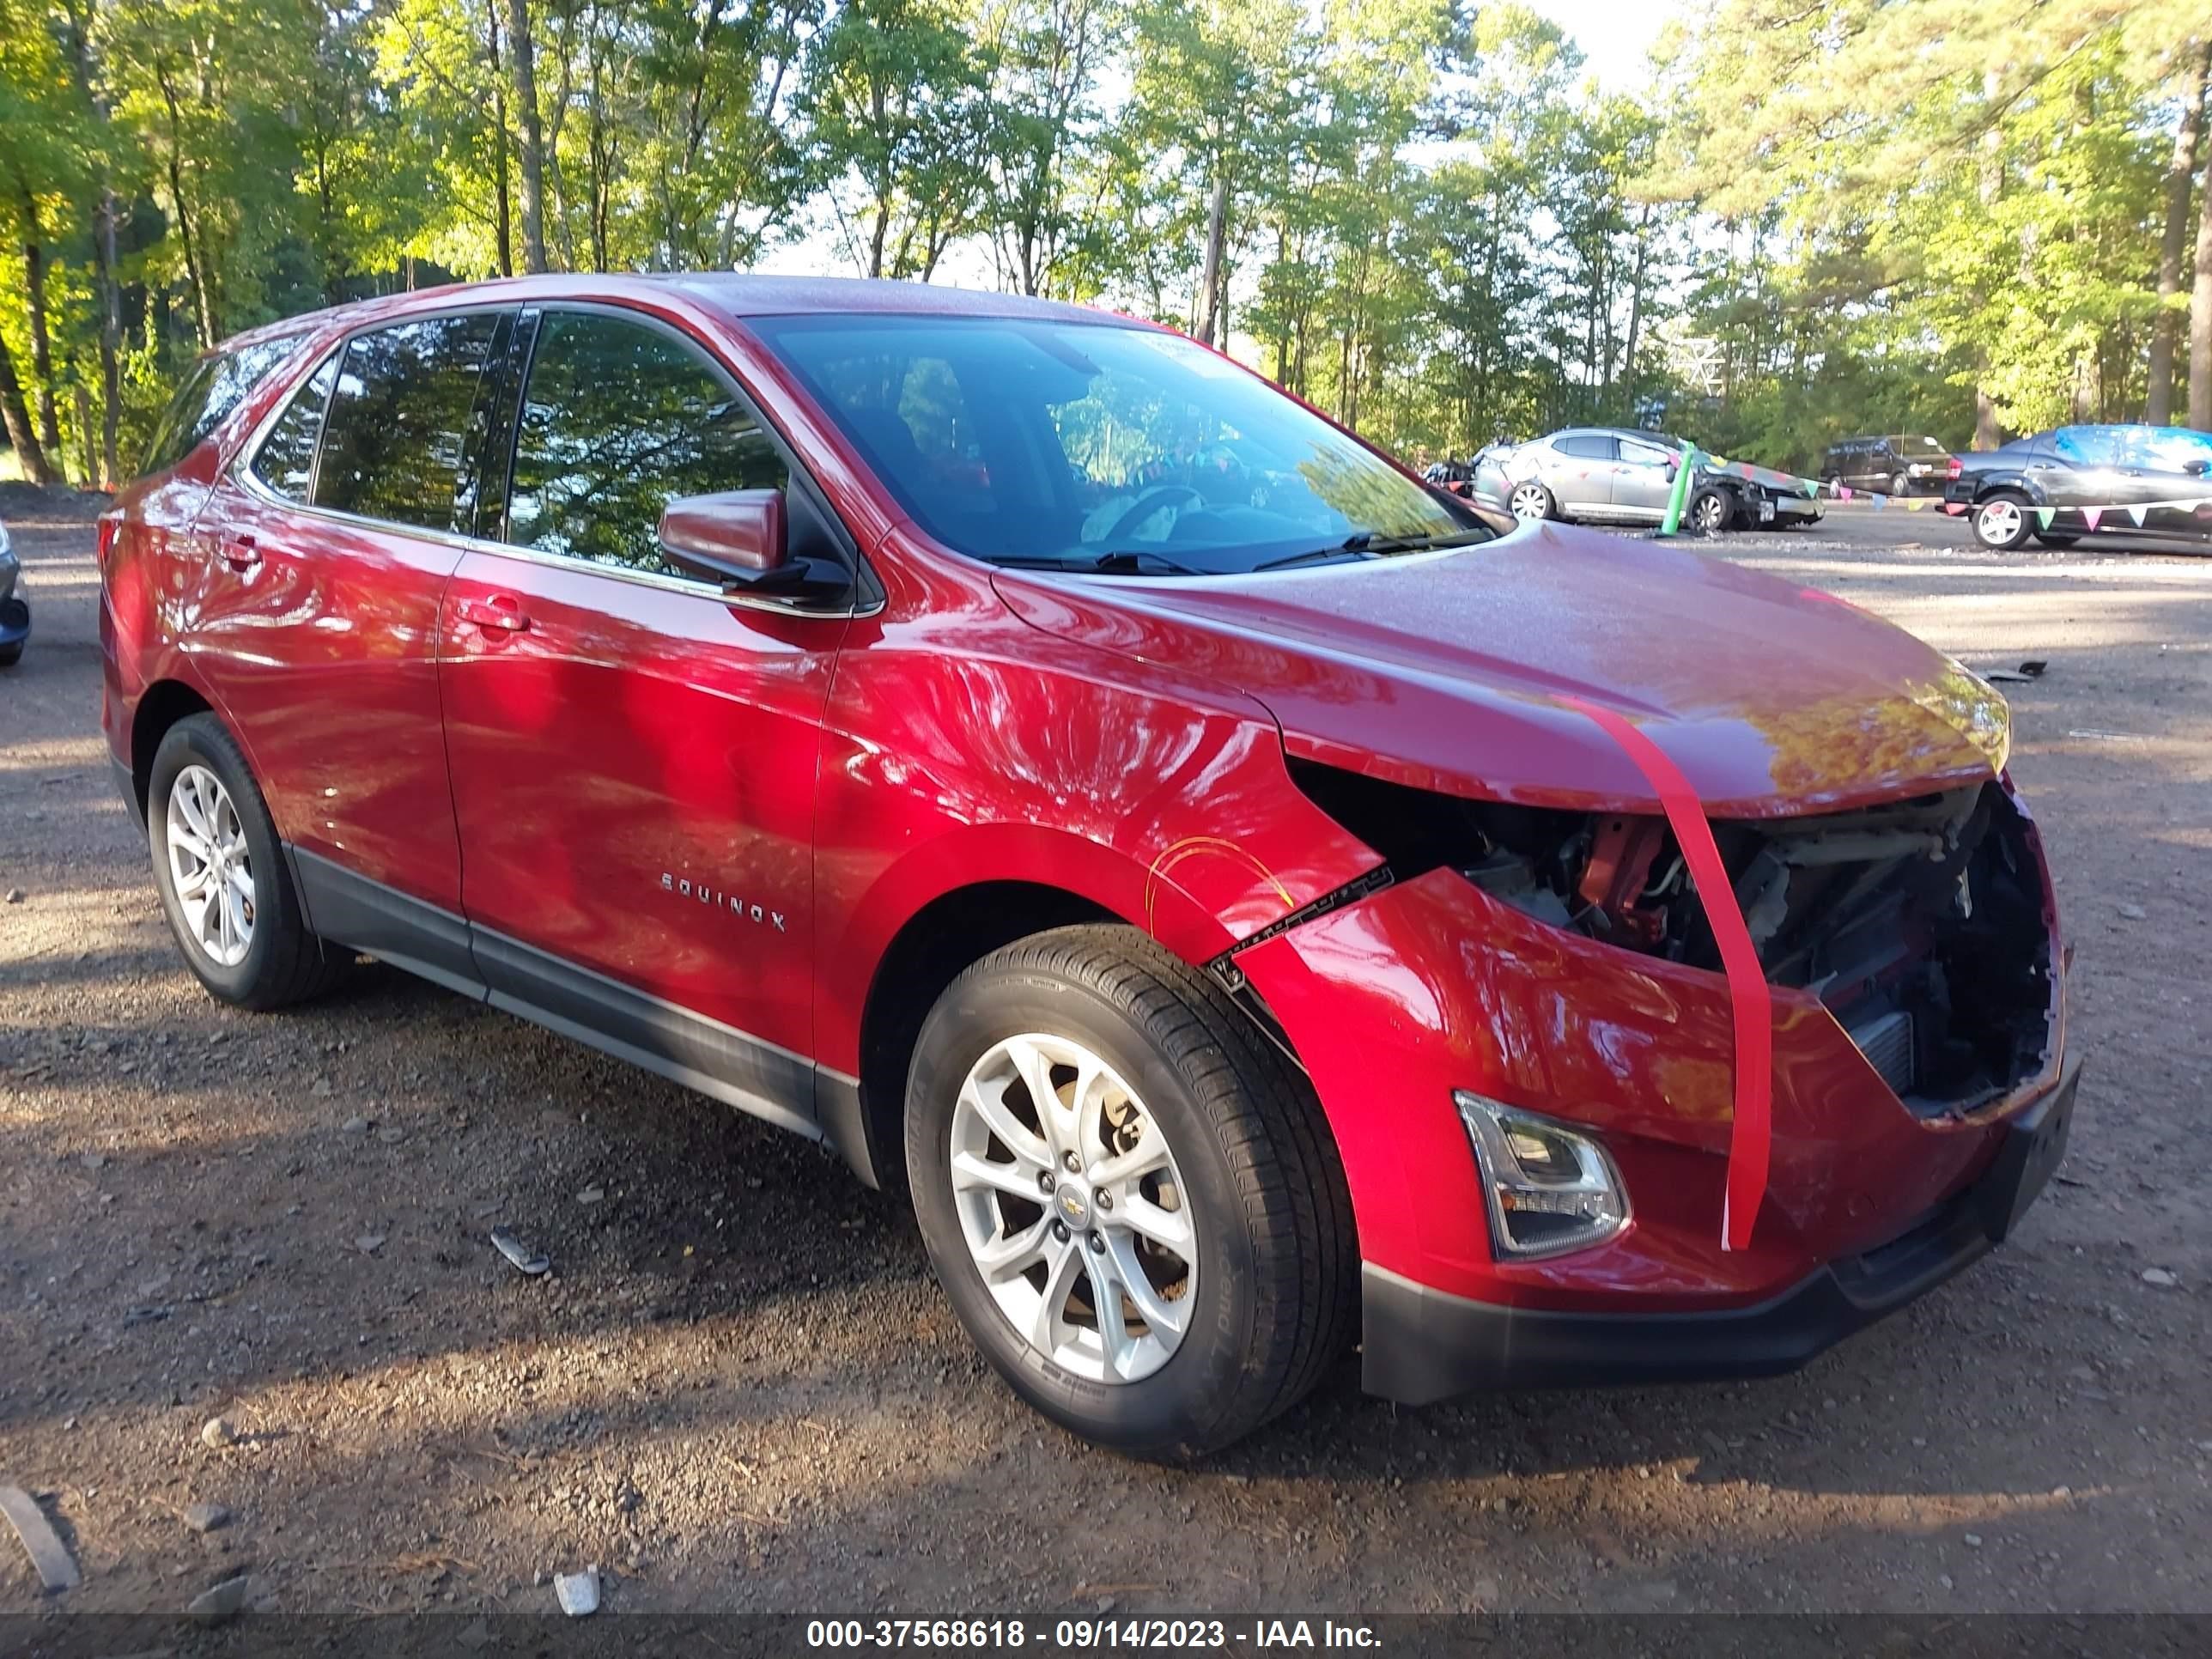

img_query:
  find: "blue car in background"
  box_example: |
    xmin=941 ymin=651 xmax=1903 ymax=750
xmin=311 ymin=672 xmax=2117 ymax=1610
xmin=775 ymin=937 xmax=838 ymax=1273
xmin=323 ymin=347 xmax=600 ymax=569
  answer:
xmin=1944 ymin=423 xmax=2212 ymax=550
xmin=0 ymin=518 xmax=27 ymax=667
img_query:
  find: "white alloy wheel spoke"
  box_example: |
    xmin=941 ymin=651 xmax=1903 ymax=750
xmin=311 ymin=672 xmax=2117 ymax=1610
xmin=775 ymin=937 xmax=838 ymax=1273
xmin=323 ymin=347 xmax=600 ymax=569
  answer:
xmin=951 ymin=1148 xmax=1045 ymax=1202
xmin=1028 ymin=1232 xmax=1085 ymax=1353
xmin=1104 ymin=1231 xmax=1187 ymax=1339
xmin=958 ymin=1074 xmax=1050 ymax=1172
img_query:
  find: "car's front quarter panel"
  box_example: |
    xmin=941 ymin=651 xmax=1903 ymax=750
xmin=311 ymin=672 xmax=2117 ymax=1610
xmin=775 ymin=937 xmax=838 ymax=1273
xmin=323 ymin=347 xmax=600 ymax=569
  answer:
xmin=810 ymin=526 xmax=1384 ymax=1077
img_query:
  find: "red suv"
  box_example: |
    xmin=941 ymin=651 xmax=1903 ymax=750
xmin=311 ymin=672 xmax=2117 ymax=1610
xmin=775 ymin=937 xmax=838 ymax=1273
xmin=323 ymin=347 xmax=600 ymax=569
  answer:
xmin=100 ymin=276 xmax=2077 ymax=1455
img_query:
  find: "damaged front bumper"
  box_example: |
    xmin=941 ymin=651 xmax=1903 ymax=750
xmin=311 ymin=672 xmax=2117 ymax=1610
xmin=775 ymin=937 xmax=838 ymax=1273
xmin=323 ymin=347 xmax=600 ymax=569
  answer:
xmin=1362 ymin=1054 xmax=2076 ymax=1401
xmin=1229 ymin=781 xmax=2072 ymax=1403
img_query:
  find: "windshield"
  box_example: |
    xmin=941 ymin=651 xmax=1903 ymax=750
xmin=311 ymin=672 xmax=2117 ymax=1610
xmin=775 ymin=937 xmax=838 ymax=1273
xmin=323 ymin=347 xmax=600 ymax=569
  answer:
xmin=750 ymin=314 xmax=1484 ymax=574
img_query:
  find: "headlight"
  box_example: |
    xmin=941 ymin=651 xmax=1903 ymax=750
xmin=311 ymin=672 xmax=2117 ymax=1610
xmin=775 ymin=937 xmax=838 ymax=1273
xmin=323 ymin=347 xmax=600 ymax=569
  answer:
xmin=1454 ymin=1092 xmax=1630 ymax=1259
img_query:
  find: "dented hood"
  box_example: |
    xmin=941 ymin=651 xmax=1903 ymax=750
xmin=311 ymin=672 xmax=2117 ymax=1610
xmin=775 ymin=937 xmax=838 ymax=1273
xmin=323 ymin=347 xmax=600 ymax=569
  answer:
xmin=995 ymin=520 xmax=2008 ymax=818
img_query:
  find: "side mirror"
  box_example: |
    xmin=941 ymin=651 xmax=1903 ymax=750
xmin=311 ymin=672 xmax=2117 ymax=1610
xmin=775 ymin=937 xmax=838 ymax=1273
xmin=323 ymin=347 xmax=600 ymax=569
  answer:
xmin=657 ymin=489 xmax=848 ymax=605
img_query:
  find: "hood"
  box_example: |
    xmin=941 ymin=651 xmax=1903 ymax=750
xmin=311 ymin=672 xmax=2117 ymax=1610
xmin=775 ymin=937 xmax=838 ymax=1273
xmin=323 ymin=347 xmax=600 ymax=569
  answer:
xmin=993 ymin=520 xmax=2007 ymax=819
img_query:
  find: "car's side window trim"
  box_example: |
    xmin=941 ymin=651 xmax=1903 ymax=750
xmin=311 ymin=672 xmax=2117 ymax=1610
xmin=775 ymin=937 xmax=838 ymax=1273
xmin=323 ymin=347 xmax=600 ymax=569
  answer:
xmin=485 ymin=299 xmax=874 ymax=613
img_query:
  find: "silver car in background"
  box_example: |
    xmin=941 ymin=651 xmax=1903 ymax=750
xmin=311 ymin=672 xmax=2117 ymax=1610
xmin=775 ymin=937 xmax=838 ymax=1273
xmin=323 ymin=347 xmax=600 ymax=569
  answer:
xmin=1469 ymin=427 xmax=1820 ymax=532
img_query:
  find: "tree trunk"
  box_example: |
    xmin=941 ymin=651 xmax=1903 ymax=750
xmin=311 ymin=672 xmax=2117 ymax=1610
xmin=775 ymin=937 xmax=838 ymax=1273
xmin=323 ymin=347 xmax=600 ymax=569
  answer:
xmin=15 ymin=185 xmax=65 ymax=468
xmin=2194 ymin=118 xmax=2212 ymax=430
xmin=486 ymin=0 xmax=514 ymax=276
xmin=60 ymin=0 xmax=124 ymax=485
xmin=2151 ymin=46 xmax=2211 ymax=424
xmin=158 ymin=70 xmax=218 ymax=347
xmin=0 ymin=334 xmax=52 ymax=484
xmin=506 ymin=0 xmax=549 ymax=272
xmin=1194 ymin=173 xmax=1229 ymax=346
xmin=1974 ymin=70 xmax=2005 ymax=450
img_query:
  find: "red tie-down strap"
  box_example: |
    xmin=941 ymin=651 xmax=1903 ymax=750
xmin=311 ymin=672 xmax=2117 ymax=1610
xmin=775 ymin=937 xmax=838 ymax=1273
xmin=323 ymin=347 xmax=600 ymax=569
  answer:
xmin=1564 ymin=698 xmax=1772 ymax=1250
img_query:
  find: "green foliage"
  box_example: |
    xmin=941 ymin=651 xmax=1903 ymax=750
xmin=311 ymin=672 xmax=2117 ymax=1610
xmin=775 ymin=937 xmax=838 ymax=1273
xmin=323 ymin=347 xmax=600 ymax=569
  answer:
xmin=0 ymin=0 xmax=2199 ymax=488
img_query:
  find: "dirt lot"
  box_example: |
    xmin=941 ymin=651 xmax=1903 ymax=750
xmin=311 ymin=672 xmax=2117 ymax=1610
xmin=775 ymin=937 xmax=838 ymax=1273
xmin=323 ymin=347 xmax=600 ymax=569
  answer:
xmin=3 ymin=492 xmax=2209 ymax=1623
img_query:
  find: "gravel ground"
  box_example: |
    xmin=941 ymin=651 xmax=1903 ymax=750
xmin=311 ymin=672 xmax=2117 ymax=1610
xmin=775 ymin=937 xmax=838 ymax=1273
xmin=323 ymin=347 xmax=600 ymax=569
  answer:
xmin=2 ymin=494 xmax=2209 ymax=1622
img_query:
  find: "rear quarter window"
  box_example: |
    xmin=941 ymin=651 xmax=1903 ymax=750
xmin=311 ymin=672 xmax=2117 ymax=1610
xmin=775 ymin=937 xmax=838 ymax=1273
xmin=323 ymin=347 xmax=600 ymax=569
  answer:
xmin=139 ymin=336 xmax=302 ymax=477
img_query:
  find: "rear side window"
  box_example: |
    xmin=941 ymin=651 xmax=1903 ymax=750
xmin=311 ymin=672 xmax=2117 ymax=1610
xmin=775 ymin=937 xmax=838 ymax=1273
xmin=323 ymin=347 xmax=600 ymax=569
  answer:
xmin=2051 ymin=427 xmax=2121 ymax=466
xmin=505 ymin=310 xmax=787 ymax=578
xmin=250 ymin=350 xmax=339 ymax=503
xmin=316 ymin=313 xmax=502 ymax=532
xmin=140 ymin=337 xmax=301 ymax=477
xmin=1556 ymin=434 xmax=1615 ymax=459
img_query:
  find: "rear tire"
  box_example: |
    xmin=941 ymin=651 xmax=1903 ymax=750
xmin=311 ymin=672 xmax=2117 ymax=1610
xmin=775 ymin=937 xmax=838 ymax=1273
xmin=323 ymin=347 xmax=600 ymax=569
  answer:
xmin=1972 ymin=490 xmax=2034 ymax=551
xmin=1891 ymin=471 xmax=1911 ymax=497
xmin=1507 ymin=482 xmax=1554 ymax=522
xmin=904 ymin=925 xmax=1354 ymax=1458
xmin=148 ymin=714 xmax=349 ymax=1010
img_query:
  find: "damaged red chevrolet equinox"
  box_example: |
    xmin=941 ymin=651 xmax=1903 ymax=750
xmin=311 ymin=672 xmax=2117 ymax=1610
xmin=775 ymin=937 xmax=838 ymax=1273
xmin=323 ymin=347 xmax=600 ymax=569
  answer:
xmin=101 ymin=276 xmax=2078 ymax=1455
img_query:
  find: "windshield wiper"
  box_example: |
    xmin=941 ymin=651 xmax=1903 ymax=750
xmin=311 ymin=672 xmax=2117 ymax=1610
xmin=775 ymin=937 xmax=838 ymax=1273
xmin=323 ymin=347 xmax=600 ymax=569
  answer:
xmin=995 ymin=549 xmax=1208 ymax=576
xmin=1254 ymin=526 xmax=1490 ymax=571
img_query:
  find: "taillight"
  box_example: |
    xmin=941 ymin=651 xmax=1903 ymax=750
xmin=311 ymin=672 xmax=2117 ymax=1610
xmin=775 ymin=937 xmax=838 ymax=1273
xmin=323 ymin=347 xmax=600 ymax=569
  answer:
xmin=1947 ymin=457 xmax=1962 ymax=479
xmin=95 ymin=515 xmax=119 ymax=570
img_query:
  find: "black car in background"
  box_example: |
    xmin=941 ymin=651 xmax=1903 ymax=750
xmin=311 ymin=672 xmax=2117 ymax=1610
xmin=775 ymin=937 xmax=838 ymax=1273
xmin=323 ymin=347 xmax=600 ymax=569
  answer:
xmin=1822 ymin=434 xmax=1954 ymax=497
xmin=1942 ymin=423 xmax=2212 ymax=550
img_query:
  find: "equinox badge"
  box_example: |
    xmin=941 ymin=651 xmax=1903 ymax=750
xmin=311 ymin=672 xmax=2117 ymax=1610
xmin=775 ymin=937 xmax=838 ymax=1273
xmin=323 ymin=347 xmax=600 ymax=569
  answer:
xmin=661 ymin=872 xmax=787 ymax=933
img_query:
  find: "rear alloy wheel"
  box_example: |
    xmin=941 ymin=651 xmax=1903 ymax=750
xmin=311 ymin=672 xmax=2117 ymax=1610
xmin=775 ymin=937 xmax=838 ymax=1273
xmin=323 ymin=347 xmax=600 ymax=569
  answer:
xmin=148 ymin=713 xmax=349 ymax=1010
xmin=906 ymin=926 xmax=1354 ymax=1457
xmin=1507 ymin=482 xmax=1553 ymax=521
xmin=1687 ymin=489 xmax=1732 ymax=534
xmin=1972 ymin=492 xmax=2034 ymax=551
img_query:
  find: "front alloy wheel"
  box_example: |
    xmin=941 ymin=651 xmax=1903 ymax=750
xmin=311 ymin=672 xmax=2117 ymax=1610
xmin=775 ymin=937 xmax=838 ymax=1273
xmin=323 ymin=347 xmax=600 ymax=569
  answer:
xmin=949 ymin=1032 xmax=1197 ymax=1383
xmin=166 ymin=764 xmax=256 ymax=967
xmin=906 ymin=926 xmax=1355 ymax=1456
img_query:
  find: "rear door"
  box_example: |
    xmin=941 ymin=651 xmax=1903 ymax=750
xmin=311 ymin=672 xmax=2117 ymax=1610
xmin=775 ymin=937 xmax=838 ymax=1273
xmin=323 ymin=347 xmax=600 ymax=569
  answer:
xmin=188 ymin=312 xmax=508 ymax=977
xmin=439 ymin=304 xmax=855 ymax=1122
xmin=1549 ymin=433 xmax=1617 ymax=514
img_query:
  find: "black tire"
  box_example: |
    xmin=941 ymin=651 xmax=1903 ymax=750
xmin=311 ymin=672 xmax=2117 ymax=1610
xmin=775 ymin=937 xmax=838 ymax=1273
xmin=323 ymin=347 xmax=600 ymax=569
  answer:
xmin=2031 ymin=530 xmax=2080 ymax=549
xmin=1506 ymin=481 xmax=1555 ymax=522
xmin=1890 ymin=471 xmax=1911 ymax=498
xmin=147 ymin=713 xmax=348 ymax=1010
xmin=1970 ymin=489 xmax=2035 ymax=551
xmin=0 ymin=644 xmax=21 ymax=669
xmin=1687 ymin=489 xmax=1733 ymax=535
xmin=904 ymin=925 xmax=1355 ymax=1458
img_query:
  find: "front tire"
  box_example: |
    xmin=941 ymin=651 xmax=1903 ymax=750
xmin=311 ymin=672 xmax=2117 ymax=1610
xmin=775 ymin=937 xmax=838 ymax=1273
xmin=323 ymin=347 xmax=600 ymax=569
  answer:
xmin=148 ymin=714 xmax=348 ymax=1010
xmin=1687 ymin=489 xmax=1733 ymax=534
xmin=905 ymin=926 xmax=1354 ymax=1457
xmin=1972 ymin=491 xmax=2034 ymax=551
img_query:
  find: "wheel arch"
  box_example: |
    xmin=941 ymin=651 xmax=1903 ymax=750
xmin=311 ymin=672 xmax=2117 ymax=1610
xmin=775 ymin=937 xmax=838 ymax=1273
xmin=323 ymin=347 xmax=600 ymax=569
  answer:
xmin=130 ymin=678 xmax=219 ymax=820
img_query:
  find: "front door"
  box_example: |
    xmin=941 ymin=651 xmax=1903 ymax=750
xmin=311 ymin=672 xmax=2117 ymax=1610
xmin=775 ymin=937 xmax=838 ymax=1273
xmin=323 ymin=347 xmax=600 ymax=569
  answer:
xmin=188 ymin=313 xmax=507 ymax=938
xmin=1611 ymin=435 xmax=1678 ymax=520
xmin=439 ymin=305 xmax=852 ymax=1126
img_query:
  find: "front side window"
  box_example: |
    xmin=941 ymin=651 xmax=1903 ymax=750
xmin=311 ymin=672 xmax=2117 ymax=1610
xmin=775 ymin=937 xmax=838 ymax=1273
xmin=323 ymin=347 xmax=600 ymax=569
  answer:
xmin=250 ymin=350 xmax=339 ymax=502
xmin=505 ymin=310 xmax=787 ymax=579
xmin=315 ymin=313 xmax=502 ymax=532
xmin=2123 ymin=427 xmax=2212 ymax=473
xmin=751 ymin=315 xmax=1481 ymax=574
xmin=1617 ymin=437 xmax=1672 ymax=470
xmin=141 ymin=336 xmax=301 ymax=477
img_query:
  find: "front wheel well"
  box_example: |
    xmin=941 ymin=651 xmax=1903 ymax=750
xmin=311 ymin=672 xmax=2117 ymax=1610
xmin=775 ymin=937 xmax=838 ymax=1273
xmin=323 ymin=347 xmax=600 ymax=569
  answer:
xmin=854 ymin=882 xmax=1117 ymax=1197
xmin=131 ymin=681 xmax=216 ymax=817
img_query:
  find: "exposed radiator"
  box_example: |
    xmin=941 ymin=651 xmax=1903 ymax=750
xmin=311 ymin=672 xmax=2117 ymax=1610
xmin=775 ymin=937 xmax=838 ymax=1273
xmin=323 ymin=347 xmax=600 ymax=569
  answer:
xmin=1849 ymin=1009 xmax=1916 ymax=1096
